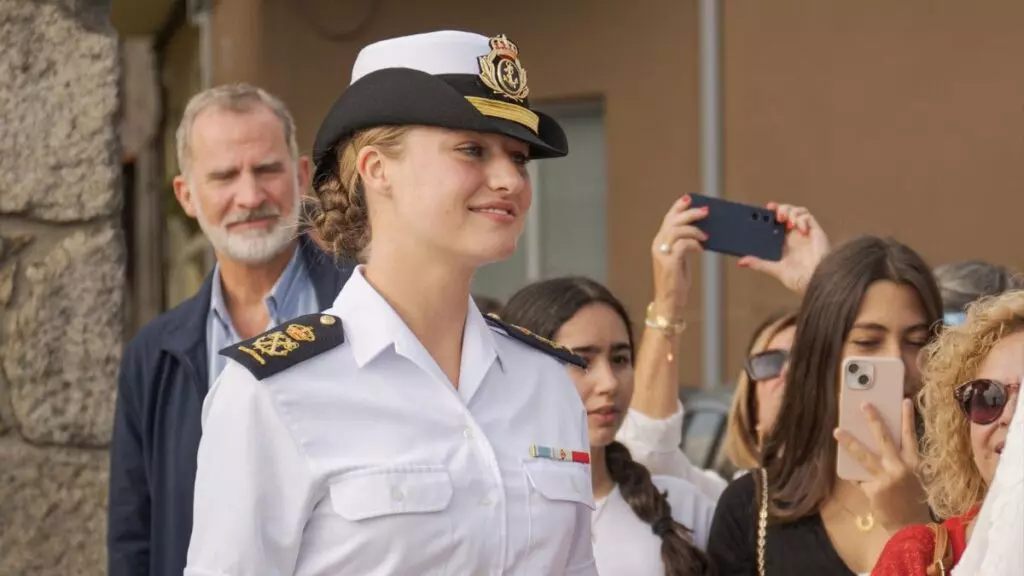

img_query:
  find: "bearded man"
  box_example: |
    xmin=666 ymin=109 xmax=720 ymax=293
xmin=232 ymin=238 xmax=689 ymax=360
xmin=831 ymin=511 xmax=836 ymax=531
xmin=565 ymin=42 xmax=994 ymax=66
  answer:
xmin=107 ymin=84 xmax=354 ymax=576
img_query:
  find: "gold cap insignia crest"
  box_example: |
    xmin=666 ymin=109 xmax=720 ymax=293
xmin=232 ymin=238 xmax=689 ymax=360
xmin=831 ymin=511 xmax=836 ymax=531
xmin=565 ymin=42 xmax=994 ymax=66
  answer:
xmin=477 ymin=34 xmax=530 ymax=102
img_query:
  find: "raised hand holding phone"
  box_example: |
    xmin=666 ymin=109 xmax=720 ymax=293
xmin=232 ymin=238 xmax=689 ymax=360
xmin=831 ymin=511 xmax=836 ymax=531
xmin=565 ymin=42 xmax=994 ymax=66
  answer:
xmin=834 ymin=358 xmax=931 ymax=534
xmin=650 ymin=194 xmax=708 ymax=320
xmin=835 ymin=357 xmax=905 ymax=477
xmin=737 ymin=201 xmax=831 ymax=295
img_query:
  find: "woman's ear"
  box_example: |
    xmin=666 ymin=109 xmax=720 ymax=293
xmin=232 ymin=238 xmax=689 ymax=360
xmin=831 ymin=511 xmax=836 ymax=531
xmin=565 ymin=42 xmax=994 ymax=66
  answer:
xmin=357 ymin=145 xmax=391 ymax=199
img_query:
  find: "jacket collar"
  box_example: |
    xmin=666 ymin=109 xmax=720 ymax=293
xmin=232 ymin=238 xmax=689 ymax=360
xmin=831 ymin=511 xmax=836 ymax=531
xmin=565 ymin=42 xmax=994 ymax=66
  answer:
xmin=158 ymin=234 xmax=354 ymax=385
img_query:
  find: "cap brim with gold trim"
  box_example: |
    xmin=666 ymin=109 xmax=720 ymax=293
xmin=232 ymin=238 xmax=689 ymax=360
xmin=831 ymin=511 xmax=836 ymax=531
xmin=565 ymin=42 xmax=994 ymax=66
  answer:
xmin=312 ymin=30 xmax=567 ymax=187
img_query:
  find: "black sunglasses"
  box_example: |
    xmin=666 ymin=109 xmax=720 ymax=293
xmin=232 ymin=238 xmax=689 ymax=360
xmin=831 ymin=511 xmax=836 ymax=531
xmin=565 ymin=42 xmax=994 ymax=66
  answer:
xmin=954 ymin=379 xmax=1021 ymax=425
xmin=745 ymin=349 xmax=789 ymax=382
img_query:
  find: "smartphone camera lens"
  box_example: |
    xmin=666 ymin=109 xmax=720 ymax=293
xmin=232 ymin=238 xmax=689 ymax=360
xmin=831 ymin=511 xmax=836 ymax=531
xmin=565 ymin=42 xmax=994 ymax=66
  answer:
xmin=858 ymin=374 xmax=870 ymax=386
xmin=751 ymin=212 xmax=759 ymax=221
xmin=848 ymin=363 xmax=859 ymax=374
xmin=762 ymin=214 xmax=770 ymax=222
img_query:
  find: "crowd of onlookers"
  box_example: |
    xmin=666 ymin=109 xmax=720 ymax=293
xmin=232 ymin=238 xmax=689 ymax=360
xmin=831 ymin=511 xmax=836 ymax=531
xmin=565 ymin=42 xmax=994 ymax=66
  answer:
xmin=486 ymin=196 xmax=1022 ymax=575
xmin=108 ymin=73 xmax=1021 ymax=576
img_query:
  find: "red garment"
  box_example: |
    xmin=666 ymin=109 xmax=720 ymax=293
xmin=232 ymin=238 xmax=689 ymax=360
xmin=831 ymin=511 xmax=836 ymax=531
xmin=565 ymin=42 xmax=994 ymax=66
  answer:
xmin=871 ymin=509 xmax=979 ymax=576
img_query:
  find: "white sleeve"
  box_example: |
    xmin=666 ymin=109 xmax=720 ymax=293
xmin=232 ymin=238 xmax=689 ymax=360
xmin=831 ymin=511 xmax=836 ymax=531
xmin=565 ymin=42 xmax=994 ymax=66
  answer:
xmin=656 ymin=475 xmax=717 ymax=550
xmin=184 ymin=362 xmax=317 ymax=576
xmin=615 ymin=402 xmax=727 ymax=501
xmin=953 ymin=389 xmax=1024 ymax=576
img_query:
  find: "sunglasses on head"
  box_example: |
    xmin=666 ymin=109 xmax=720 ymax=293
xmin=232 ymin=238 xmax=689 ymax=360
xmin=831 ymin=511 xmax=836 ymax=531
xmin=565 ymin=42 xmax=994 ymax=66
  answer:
xmin=745 ymin=349 xmax=789 ymax=382
xmin=954 ymin=378 xmax=1021 ymax=425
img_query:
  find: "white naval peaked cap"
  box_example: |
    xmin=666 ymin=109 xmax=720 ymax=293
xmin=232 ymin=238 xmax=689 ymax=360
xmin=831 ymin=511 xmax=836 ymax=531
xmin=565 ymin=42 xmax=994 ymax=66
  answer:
xmin=351 ymin=30 xmax=490 ymax=84
xmin=312 ymin=29 xmax=569 ymax=186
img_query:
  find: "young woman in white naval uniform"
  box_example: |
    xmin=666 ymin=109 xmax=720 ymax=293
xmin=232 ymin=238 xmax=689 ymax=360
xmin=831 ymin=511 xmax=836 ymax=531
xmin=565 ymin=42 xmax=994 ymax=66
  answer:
xmin=184 ymin=31 xmax=598 ymax=576
xmin=503 ymin=277 xmax=716 ymax=576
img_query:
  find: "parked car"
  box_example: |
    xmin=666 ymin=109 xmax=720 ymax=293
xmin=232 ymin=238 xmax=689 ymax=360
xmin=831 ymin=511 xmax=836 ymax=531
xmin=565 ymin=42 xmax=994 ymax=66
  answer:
xmin=679 ymin=385 xmax=736 ymax=478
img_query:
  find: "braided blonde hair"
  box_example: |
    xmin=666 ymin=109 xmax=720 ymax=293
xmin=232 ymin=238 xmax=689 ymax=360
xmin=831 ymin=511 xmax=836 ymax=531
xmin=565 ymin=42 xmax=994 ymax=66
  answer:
xmin=309 ymin=126 xmax=411 ymax=259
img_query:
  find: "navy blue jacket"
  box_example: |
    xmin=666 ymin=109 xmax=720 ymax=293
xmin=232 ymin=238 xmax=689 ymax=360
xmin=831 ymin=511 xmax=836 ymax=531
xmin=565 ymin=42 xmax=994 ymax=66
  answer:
xmin=107 ymin=236 xmax=354 ymax=576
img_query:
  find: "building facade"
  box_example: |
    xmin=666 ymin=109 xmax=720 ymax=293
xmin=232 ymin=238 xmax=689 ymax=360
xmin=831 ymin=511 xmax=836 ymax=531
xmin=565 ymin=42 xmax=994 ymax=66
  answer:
xmin=117 ymin=0 xmax=1024 ymax=388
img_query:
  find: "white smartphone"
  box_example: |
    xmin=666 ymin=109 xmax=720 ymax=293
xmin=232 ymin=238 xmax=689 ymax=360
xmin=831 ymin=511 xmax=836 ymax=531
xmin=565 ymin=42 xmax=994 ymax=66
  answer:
xmin=836 ymin=356 xmax=905 ymax=482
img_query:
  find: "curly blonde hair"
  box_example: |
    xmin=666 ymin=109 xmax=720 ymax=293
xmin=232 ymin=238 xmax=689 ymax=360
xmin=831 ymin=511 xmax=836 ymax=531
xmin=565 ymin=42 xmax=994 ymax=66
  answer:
xmin=918 ymin=289 xmax=1024 ymax=519
xmin=309 ymin=126 xmax=411 ymax=259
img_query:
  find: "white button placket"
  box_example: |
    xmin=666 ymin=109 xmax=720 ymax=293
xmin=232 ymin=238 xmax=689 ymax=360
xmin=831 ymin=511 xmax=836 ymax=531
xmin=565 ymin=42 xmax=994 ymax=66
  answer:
xmin=460 ymin=409 xmax=506 ymax=572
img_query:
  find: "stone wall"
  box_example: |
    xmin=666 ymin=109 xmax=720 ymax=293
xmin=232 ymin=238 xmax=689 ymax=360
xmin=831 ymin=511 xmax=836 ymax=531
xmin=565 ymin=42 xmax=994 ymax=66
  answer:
xmin=0 ymin=1 xmax=123 ymax=574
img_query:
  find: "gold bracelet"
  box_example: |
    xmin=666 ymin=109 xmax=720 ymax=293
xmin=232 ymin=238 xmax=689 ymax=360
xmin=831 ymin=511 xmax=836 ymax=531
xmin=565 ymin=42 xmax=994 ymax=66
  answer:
xmin=645 ymin=302 xmax=687 ymax=335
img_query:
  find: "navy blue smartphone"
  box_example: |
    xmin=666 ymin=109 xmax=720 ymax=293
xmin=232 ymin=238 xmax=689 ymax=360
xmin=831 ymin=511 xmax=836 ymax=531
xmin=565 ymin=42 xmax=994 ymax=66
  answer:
xmin=688 ymin=194 xmax=786 ymax=261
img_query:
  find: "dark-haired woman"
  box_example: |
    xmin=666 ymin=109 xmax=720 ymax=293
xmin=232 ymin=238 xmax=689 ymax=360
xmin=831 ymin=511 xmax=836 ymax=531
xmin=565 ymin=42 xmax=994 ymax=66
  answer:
xmin=707 ymin=236 xmax=942 ymax=575
xmin=504 ymin=277 xmax=714 ymax=576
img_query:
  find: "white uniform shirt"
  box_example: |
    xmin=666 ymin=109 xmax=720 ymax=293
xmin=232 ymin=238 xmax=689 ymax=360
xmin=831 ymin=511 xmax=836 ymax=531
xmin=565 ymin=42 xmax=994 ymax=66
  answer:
xmin=185 ymin=268 xmax=598 ymax=576
xmin=615 ymin=401 xmax=728 ymax=501
xmin=591 ymin=475 xmax=716 ymax=576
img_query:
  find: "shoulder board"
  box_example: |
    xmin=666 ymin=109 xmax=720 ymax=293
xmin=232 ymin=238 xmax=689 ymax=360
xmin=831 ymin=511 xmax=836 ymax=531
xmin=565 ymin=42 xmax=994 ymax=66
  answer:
xmin=484 ymin=313 xmax=587 ymax=369
xmin=219 ymin=313 xmax=345 ymax=380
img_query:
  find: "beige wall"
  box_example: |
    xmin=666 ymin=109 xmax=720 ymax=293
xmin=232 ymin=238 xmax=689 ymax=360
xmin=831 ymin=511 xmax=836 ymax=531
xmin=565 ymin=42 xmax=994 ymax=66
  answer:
xmin=203 ymin=0 xmax=1024 ymax=387
xmin=721 ymin=0 xmax=1024 ymax=377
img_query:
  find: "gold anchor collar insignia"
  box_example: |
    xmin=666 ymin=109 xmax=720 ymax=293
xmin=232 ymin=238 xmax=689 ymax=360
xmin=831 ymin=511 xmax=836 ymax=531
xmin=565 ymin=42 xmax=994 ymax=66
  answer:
xmin=220 ymin=313 xmax=345 ymax=380
xmin=477 ymin=34 xmax=530 ymax=102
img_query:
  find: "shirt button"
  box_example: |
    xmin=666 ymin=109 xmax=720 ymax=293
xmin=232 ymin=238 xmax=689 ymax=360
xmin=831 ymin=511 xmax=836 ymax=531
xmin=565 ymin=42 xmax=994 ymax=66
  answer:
xmin=463 ymin=427 xmax=474 ymax=440
xmin=391 ymin=486 xmax=405 ymax=502
xmin=480 ymin=497 xmax=494 ymax=507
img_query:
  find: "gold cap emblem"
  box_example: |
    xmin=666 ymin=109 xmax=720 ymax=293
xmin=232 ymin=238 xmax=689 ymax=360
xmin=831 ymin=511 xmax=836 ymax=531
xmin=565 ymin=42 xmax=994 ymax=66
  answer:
xmin=477 ymin=34 xmax=530 ymax=102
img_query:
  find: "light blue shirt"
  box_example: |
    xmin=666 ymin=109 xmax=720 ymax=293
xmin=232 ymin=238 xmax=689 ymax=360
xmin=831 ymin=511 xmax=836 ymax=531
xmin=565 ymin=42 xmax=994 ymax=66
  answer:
xmin=207 ymin=247 xmax=318 ymax=389
xmin=944 ymin=311 xmax=967 ymax=326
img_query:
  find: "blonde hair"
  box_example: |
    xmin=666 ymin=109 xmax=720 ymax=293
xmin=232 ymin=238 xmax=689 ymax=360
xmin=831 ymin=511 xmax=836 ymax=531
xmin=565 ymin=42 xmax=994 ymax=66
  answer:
xmin=175 ymin=83 xmax=298 ymax=177
xmin=918 ymin=289 xmax=1024 ymax=519
xmin=309 ymin=126 xmax=411 ymax=258
xmin=721 ymin=311 xmax=798 ymax=472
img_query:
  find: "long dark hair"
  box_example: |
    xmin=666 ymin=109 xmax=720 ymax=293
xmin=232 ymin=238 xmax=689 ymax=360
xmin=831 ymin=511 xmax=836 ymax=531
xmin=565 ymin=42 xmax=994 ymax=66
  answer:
xmin=762 ymin=236 xmax=943 ymax=522
xmin=503 ymin=276 xmax=711 ymax=576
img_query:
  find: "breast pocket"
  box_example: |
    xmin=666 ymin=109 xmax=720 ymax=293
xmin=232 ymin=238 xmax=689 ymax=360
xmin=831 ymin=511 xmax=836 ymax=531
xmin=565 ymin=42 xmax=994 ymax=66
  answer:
xmin=324 ymin=465 xmax=455 ymax=574
xmin=523 ymin=460 xmax=593 ymax=564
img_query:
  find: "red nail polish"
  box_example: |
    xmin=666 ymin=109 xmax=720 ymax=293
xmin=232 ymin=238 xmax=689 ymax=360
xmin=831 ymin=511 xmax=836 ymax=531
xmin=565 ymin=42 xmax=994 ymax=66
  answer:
xmin=682 ymin=194 xmax=691 ymax=203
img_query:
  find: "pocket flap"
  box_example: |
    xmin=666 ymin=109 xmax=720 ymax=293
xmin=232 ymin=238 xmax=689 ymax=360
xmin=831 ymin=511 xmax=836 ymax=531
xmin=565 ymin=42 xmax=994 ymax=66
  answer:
xmin=330 ymin=465 xmax=454 ymax=521
xmin=524 ymin=461 xmax=595 ymax=509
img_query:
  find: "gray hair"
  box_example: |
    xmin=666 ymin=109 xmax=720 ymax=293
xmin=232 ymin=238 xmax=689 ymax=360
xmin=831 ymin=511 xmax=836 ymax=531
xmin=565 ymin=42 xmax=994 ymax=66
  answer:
xmin=933 ymin=259 xmax=1023 ymax=311
xmin=175 ymin=83 xmax=299 ymax=177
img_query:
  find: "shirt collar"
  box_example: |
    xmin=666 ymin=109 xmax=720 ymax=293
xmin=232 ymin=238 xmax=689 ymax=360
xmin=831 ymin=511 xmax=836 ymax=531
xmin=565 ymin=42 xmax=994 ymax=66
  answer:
xmin=209 ymin=246 xmax=304 ymax=329
xmin=332 ymin=266 xmax=505 ymax=374
xmin=265 ymin=246 xmax=305 ymax=318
